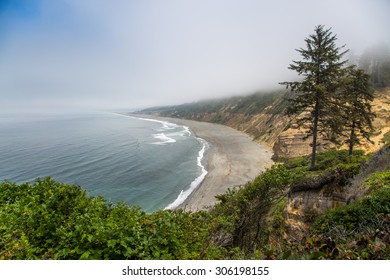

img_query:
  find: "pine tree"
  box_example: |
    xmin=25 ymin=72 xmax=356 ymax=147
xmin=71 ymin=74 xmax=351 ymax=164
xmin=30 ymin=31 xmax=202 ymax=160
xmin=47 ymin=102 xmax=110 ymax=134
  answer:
xmin=340 ymin=66 xmax=375 ymax=155
xmin=281 ymin=25 xmax=348 ymax=170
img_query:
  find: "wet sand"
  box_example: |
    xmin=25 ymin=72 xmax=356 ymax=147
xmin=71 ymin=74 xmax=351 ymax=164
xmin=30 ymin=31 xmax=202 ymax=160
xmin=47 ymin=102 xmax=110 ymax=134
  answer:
xmin=153 ymin=117 xmax=273 ymax=212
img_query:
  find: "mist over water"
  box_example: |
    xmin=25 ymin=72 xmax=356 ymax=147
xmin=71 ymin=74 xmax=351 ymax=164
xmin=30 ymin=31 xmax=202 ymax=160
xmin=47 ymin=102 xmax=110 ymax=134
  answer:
xmin=0 ymin=112 xmax=206 ymax=212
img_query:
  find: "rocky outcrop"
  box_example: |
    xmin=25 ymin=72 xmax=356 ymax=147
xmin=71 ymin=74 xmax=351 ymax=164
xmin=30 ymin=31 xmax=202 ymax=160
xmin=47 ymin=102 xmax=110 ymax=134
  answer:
xmin=272 ymin=130 xmax=312 ymax=159
xmin=348 ymin=144 xmax=390 ymax=200
xmin=284 ymin=169 xmax=350 ymax=239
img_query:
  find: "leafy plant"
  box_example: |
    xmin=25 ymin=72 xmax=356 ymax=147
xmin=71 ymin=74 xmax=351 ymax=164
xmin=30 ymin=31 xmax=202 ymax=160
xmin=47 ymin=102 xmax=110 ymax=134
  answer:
xmin=0 ymin=178 xmax=220 ymax=260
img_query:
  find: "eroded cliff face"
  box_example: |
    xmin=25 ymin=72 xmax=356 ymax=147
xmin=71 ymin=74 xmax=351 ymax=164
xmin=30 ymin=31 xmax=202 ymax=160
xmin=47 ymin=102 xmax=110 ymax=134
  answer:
xmin=279 ymin=145 xmax=390 ymax=241
xmin=284 ymin=170 xmax=350 ymax=240
xmin=228 ymin=113 xmax=288 ymax=146
xmin=367 ymin=88 xmax=390 ymax=151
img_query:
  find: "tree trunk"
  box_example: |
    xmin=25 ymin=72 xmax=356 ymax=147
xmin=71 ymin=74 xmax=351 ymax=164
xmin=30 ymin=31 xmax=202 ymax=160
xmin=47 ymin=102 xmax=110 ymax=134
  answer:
xmin=310 ymin=98 xmax=319 ymax=170
xmin=348 ymin=121 xmax=356 ymax=155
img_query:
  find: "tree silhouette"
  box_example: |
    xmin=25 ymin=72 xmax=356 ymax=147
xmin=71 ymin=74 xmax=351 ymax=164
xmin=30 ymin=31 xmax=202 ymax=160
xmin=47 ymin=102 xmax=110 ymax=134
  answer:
xmin=281 ymin=25 xmax=348 ymax=170
xmin=340 ymin=66 xmax=375 ymax=155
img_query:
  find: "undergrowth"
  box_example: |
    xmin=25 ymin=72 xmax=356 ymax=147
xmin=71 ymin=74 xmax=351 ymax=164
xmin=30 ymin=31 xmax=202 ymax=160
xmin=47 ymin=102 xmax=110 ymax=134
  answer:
xmin=1 ymin=149 xmax=388 ymax=259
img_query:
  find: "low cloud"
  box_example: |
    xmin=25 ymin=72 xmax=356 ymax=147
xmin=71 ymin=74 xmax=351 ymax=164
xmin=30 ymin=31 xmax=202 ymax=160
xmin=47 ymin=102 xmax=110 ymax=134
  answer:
xmin=1 ymin=0 xmax=389 ymax=113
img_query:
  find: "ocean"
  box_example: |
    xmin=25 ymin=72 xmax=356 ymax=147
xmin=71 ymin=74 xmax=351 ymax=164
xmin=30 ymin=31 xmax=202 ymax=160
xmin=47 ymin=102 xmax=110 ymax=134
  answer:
xmin=0 ymin=112 xmax=208 ymax=212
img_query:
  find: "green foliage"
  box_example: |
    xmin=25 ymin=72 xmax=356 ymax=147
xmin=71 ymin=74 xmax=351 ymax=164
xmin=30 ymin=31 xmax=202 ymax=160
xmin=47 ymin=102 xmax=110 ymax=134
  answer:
xmin=382 ymin=131 xmax=390 ymax=145
xmin=284 ymin=149 xmax=366 ymax=175
xmin=305 ymin=179 xmax=390 ymax=259
xmin=259 ymin=169 xmax=390 ymax=260
xmin=339 ymin=66 xmax=375 ymax=154
xmin=313 ymin=186 xmax=390 ymax=233
xmin=0 ymin=147 xmax=387 ymax=260
xmin=210 ymin=165 xmax=296 ymax=252
xmin=270 ymin=198 xmax=287 ymax=231
xmin=0 ymin=178 xmax=220 ymax=260
xmin=210 ymin=150 xmax=372 ymax=258
xmin=313 ymin=149 xmax=366 ymax=173
xmin=281 ymin=25 xmax=349 ymax=169
xmin=364 ymin=170 xmax=390 ymax=191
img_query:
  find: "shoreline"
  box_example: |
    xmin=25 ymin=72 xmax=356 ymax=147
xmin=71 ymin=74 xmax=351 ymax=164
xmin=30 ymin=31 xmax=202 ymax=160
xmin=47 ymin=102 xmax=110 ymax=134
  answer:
xmin=142 ymin=115 xmax=274 ymax=212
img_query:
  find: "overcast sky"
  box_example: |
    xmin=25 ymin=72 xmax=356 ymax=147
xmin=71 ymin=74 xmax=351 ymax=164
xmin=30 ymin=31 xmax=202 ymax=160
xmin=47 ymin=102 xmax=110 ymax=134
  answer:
xmin=1 ymin=0 xmax=389 ymax=113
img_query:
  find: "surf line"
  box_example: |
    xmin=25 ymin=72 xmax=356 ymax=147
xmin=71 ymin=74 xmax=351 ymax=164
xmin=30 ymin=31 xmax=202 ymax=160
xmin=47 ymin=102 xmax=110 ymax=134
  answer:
xmin=120 ymin=114 xmax=210 ymax=210
xmin=164 ymin=137 xmax=209 ymax=210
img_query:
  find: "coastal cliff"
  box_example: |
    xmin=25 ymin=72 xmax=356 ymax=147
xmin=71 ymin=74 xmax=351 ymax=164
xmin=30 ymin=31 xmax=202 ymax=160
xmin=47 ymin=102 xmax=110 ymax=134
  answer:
xmin=141 ymin=87 xmax=390 ymax=159
xmin=139 ymin=88 xmax=390 ymax=259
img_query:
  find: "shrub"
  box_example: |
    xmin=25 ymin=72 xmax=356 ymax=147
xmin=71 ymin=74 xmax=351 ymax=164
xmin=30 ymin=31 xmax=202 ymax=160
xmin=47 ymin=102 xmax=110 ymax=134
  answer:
xmin=0 ymin=178 xmax=219 ymax=260
xmin=364 ymin=170 xmax=390 ymax=191
xmin=210 ymin=165 xmax=295 ymax=252
xmin=313 ymin=185 xmax=390 ymax=234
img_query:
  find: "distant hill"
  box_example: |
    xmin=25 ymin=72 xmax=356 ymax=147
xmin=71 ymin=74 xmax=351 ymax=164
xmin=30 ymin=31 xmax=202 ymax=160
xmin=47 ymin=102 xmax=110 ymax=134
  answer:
xmin=140 ymin=89 xmax=291 ymax=149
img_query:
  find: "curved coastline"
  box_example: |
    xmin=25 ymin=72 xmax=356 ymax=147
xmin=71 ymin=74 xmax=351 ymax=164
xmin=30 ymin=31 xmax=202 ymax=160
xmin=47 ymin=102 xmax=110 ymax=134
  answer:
xmin=124 ymin=114 xmax=211 ymax=210
xmin=164 ymin=137 xmax=209 ymax=210
xmin=139 ymin=115 xmax=274 ymax=212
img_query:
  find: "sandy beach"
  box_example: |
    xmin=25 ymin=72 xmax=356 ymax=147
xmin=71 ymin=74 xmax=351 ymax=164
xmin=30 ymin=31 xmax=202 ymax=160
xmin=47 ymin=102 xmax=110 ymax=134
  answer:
xmin=152 ymin=117 xmax=274 ymax=212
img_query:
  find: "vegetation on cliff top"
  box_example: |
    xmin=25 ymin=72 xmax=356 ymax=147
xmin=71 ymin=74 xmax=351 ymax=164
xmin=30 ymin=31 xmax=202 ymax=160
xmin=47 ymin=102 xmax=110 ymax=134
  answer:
xmin=1 ymin=147 xmax=389 ymax=260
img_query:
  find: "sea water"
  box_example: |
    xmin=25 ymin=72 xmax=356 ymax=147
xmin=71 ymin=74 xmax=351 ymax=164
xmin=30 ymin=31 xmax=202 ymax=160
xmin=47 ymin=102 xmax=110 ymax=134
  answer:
xmin=0 ymin=112 xmax=208 ymax=212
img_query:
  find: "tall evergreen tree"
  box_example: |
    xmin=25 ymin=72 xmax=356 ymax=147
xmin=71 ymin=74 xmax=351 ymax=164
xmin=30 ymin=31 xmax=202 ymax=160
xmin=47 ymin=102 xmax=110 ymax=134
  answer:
xmin=340 ymin=66 xmax=375 ymax=155
xmin=281 ymin=25 xmax=348 ymax=170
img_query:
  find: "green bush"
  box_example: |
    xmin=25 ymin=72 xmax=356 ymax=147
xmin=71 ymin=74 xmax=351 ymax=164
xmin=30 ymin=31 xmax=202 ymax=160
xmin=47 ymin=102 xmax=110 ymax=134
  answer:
xmin=313 ymin=186 xmax=390 ymax=234
xmin=284 ymin=149 xmax=366 ymax=176
xmin=210 ymin=165 xmax=295 ymax=252
xmin=304 ymin=180 xmax=390 ymax=259
xmin=0 ymin=178 xmax=219 ymax=260
xmin=364 ymin=170 xmax=390 ymax=191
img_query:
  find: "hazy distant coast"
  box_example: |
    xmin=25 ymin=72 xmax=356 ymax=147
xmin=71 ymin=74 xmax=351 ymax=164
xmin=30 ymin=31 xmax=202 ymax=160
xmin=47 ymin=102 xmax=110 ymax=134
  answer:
xmin=141 ymin=116 xmax=274 ymax=212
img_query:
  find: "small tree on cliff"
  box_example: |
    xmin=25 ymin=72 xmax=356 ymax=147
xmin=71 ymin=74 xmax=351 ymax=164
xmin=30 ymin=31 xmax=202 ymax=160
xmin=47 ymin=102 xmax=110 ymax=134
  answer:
xmin=340 ymin=66 xmax=375 ymax=155
xmin=281 ymin=25 xmax=348 ymax=170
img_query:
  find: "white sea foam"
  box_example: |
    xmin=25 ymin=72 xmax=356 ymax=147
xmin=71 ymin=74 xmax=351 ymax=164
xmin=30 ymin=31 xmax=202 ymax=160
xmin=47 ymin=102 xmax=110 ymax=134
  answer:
xmin=126 ymin=115 xmax=183 ymax=144
xmin=167 ymin=126 xmax=192 ymax=138
xmin=151 ymin=133 xmax=176 ymax=145
xmin=182 ymin=126 xmax=191 ymax=136
xmin=164 ymin=138 xmax=209 ymax=210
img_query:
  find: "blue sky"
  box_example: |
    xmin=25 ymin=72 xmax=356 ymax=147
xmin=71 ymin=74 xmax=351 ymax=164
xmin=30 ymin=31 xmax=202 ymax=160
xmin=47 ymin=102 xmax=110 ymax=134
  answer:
xmin=1 ymin=0 xmax=389 ymax=113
